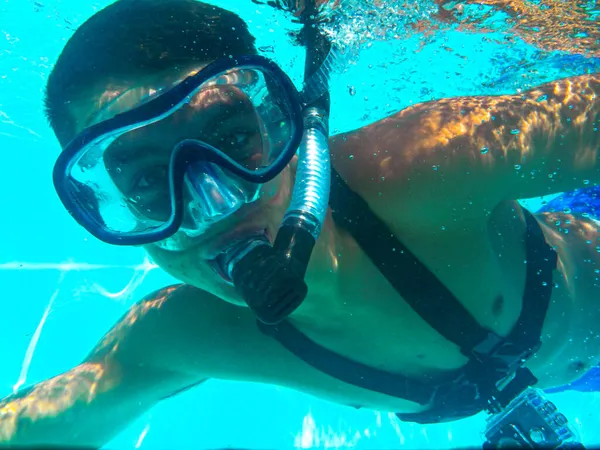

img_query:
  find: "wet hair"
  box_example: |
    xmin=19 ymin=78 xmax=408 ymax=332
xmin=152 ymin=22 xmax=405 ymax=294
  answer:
xmin=44 ymin=0 xmax=257 ymax=147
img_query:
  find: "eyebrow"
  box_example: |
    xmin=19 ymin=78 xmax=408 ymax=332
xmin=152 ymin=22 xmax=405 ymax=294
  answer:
xmin=102 ymin=105 xmax=245 ymax=162
xmin=87 ymin=87 xmax=164 ymax=128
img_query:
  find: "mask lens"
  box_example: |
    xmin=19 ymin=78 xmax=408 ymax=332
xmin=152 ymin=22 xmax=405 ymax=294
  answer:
xmin=67 ymin=134 xmax=174 ymax=237
xmin=62 ymin=64 xmax=297 ymax=240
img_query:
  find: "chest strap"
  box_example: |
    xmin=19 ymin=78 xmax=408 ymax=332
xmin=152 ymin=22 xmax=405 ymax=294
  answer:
xmin=328 ymin=171 xmax=555 ymax=357
xmin=258 ymin=170 xmax=557 ymax=422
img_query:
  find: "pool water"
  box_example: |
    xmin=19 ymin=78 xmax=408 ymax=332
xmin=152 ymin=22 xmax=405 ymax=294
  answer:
xmin=1 ymin=0 xmax=599 ymax=448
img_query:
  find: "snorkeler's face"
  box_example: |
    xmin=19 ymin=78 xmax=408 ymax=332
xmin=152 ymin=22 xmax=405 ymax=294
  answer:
xmin=69 ymin=67 xmax=295 ymax=305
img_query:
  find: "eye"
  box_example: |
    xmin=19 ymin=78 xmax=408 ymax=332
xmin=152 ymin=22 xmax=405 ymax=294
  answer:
xmin=224 ymin=130 xmax=252 ymax=147
xmin=124 ymin=164 xmax=171 ymax=222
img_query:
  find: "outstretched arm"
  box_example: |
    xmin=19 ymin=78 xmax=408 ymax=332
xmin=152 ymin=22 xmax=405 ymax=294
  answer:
xmin=0 ymin=285 xmax=205 ymax=448
xmin=332 ymin=73 xmax=600 ymax=224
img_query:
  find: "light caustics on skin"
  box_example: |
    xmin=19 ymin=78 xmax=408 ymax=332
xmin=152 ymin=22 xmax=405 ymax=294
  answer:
xmin=6 ymin=261 xmax=417 ymax=447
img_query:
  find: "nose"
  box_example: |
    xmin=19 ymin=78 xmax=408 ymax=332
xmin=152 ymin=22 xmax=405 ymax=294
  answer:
xmin=185 ymin=162 xmax=249 ymax=222
xmin=180 ymin=186 xmax=204 ymax=232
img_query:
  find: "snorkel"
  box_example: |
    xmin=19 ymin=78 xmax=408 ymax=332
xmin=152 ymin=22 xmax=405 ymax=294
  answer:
xmin=227 ymin=0 xmax=332 ymax=324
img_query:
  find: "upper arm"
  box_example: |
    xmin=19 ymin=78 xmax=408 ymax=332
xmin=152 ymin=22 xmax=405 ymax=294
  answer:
xmin=332 ymin=74 xmax=600 ymax=224
xmin=89 ymin=284 xmax=269 ymax=381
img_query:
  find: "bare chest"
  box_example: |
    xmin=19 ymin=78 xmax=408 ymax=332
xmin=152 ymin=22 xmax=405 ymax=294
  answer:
xmin=296 ymin=204 xmax=597 ymax=388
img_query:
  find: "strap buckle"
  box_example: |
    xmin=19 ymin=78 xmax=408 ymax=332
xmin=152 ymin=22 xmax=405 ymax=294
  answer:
xmin=464 ymin=332 xmax=541 ymax=413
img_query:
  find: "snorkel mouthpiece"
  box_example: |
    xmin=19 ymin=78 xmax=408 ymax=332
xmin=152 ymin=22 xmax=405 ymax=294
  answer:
xmin=230 ymin=225 xmax=313 ymax=325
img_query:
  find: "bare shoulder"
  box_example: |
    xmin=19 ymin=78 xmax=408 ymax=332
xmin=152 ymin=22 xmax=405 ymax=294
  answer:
xmin=534 ymin=208 xmax=600 ymax=315
xmin=89 ymin=283 xmax=279 ymax=380
xmin=535 ymin=210 xmax=600 ymax=253
xmin=531 ymin=210 xmax=600 ymax=385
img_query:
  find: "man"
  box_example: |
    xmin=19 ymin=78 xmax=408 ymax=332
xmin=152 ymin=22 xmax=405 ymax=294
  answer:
xmin=1 ymin=0 xmax=599 ymax=447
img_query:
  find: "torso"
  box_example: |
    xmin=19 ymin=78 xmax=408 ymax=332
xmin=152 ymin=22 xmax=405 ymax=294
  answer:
xmin=176 ymin=196 xmax=600 ymax=416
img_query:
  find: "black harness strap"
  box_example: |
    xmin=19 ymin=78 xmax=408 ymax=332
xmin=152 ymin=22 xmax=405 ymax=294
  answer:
xmin=257 ymin=169 xmax=557 ymax=422
xmin=508 ymin=210 xmax=557 ymax=350
xmin=328 ymin=171 xmax=489 ymax=354
xmin=257 ymin=319 xmax=437 ymax=405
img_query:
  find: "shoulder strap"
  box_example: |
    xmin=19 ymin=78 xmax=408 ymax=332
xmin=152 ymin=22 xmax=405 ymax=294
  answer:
xmin=507 ymin=208 xmax=557 ymax=350
xmin=328 ymin=170 xmax=489 ymax=353
xmin=256 ymin=319 xmax=437 ymax=405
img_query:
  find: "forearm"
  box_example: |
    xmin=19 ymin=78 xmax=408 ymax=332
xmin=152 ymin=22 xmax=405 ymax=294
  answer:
xmin=0 ymin=285 xmax=204 ymax=448
xmin=0 ymin=360 xmax=154 ymax=448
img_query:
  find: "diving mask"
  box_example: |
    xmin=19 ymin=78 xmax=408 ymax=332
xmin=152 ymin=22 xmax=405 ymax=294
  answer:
xmin=53 ymin=55 xmax=304 ymax=246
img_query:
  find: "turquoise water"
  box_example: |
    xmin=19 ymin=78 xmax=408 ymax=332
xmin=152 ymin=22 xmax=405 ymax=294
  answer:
xmin=1 ymin=0 xmax=599 ymax=448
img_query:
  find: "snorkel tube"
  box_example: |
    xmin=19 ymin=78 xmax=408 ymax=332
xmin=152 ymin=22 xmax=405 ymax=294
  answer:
xmin=228 ymin=0 xmax=332 ymax=324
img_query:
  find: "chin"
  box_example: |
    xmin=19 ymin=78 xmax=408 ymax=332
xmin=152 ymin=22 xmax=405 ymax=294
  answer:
xmin=143 ymin=241 xmax=248 ymax=307
xmin=184 ymin=272 xmax=248 ymax=307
